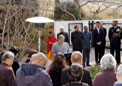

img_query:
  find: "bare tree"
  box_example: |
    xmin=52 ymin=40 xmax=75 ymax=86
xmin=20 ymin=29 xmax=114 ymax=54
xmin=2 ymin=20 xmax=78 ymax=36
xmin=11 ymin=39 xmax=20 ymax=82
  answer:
xmin=0 ymin=0 xmax=54 ymax=59
xmin=55 ymin=0 xmax=122 ymax=20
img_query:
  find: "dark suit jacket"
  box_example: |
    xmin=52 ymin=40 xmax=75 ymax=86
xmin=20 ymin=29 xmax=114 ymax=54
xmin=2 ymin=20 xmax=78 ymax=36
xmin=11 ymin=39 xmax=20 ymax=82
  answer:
xmin=61 ymin=67 xmax=92 ymax=86
xmin=93 ymin=28 xmax=104 ymax=46
xmin=71 ymin=31 xmax=82 ymax=51
xmin=102 ymin=27 xmax=107 ymax=46
xmin=108 ymin=26 xmax=122 ymax=45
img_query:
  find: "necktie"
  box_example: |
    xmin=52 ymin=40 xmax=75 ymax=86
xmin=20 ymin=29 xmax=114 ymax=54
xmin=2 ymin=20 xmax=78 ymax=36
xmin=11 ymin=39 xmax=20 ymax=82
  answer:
xmin=97 ymin=28 xmax=99 ymax=34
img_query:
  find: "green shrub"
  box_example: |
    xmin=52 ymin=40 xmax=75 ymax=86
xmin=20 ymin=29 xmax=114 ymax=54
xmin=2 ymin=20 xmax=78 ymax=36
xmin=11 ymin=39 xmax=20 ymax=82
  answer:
xmin=88 ymin=65 xmax=102 ymax=79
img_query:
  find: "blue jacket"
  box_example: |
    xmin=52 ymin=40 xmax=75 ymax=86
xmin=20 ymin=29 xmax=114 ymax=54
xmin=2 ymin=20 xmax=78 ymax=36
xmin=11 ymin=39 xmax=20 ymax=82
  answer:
xmin=82 ymin=31 xmax=91 ymax=49
xmin=15 ymin=63 xmax=53 ymax=86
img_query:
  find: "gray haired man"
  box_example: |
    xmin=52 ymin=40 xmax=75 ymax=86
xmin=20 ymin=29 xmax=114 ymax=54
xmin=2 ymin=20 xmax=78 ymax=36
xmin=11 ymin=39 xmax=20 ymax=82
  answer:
xmin=0 ymin=51 xmax=15 ymax=86
xmin=52 ymin=35 xmax=70 ymax=57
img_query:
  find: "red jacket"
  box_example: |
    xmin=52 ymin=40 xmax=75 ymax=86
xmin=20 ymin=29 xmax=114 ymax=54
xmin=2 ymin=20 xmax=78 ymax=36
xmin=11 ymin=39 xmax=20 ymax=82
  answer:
xmin=46 ymin=36 xmax=57 ymax=53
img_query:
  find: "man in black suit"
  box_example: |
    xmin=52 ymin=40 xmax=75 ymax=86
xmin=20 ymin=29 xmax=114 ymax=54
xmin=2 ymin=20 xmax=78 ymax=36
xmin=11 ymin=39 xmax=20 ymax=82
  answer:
xmin=57 ymin=26 xmax=69 ymax=44
xmin=93 ymin=22 xmax=104 ymax=64
xmin=108 ymin=21 xmax=122 ymax=65
xmin=61 ymin=51 xmax=92 ymax=86
xmin=99 ymin=23 xmax=107 ymax=57
xmin=71 ymin=25 xmax=82 ymax=53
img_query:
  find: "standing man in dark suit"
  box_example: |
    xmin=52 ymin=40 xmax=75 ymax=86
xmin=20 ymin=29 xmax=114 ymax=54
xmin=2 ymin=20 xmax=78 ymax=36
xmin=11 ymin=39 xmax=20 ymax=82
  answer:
xmin=99 ymin=23 xmax=107 ymax=57
xmin=61 ymin=51 xmax=92 ymax=86
xmin=108 ymin=21 xmax=122 ymax=65
xmin=57 ymin=26 xmax=69 ymax=44
xmin=93 ymin=22 xmax=104 ymax=64
xmin=71 ymin=25 xmax=82 ymax=53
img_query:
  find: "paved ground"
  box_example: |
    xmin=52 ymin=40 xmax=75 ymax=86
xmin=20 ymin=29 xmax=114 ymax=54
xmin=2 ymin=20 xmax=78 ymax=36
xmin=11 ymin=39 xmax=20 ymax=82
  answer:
xmin=89 ymin=48 xmax=122 ymax=65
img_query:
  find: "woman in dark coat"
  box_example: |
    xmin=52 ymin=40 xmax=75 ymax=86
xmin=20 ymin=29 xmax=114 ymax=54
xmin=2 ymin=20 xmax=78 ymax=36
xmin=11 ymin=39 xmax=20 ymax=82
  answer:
xmin=48 ymin=54 xmax=67 ymax=86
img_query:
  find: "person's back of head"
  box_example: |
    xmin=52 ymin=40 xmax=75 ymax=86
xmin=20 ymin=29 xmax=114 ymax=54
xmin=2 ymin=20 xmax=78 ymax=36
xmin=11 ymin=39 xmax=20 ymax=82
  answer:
xmin=30 ymin=52 xmax=47 ymax=67
xmin=100 ymin=53 xmax=116 ymax=71
xmin=9 ymin=45 xmax=19 ymax=56
xmin=0 ymin=51 xmax=6 ymax=64
xmin=67 ymin=65 xmax=84 ymax=83
xmin=49 ymin=54 xmax=66 ymax=72
xmin=25 ymin=49 xmax=38 ymax=63
xmin=28 ymin=49 xmax=38 ymax=58
xmin=71 ymin=51 xmax=82 ymax=64
xmin=15 ymin=52 xmax=53 ymax=86
xmin=1 ymin=51 xmax=14 ymax=67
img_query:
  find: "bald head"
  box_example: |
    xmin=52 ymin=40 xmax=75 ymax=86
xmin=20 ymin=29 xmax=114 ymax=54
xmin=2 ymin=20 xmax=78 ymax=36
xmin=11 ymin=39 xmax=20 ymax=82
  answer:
xmin=71 ymin=51 xmax=82 ymax=64
xmin=60 ymin=26 xmax=64 ymax=33
xmin=30 ymin=52 xmax=47 ymax=66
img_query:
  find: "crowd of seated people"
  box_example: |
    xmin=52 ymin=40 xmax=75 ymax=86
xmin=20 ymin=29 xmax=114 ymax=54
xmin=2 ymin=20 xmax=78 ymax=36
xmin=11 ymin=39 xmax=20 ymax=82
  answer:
xmin=0 ymin=48 xmax=121 ymax=86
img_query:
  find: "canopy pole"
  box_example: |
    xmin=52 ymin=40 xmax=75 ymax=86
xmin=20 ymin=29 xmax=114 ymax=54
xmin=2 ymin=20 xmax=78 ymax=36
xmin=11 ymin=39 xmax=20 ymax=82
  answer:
xmin=38 ymin=31 xmax=41 ymax=52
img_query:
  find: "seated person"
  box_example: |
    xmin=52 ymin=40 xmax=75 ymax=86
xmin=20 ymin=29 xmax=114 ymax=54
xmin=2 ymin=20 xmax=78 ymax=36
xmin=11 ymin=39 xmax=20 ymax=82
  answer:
xmin=15 ymin=52 xmax=52 ymax=86
xmin=47 ymin=54 xmax=67 ymax=86
xmin=61 ymin=51 xmax=92 ymax=86
xmin=52 ymin=35 xmax=69 ymax=57
xmin=114 ymin=64 xmax=122 ymax=86
xmin=63 ymin=65 xmax=89 ymax=86
xmin=0 ymin=51 xmax=15 ymax=86
xmin=93 ymin=54 xmax=117 ymax=86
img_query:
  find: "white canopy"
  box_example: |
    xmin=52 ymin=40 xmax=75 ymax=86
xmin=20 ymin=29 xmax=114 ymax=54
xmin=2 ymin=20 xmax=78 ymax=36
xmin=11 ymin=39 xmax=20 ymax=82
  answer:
xmin=26 ymin=17 xmax=54 ymax=23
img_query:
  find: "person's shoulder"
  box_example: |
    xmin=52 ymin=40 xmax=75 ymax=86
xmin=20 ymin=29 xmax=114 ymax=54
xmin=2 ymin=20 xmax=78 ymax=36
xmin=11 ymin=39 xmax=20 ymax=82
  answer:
xmin=94 ymin=72 xmax=103 ymax=79
xmin=93 ymin=29 xmax=96 ymax=32
xmin=53 ymin=42 xmax=58 ymax=46
xmin=62 ymin=67 xmax=69 ymax=72
xmin=103 ymin=27 xmax=106 ymax=29
xmin=83 ymin=68 xmax=92 ymax=76
xmin=71 ymin=31 xmax=75 ymax=34
xmin=62 ymin=83 xmax=69 ymax=86
xmin=0 ymin=64 xmax=12 ymax=71
xmin=83 ymin=68 xmax=90 ymax=73
xmin=88 ymin=32 xmax=91 ymax=34
xmin=109 ymin=26 xmax=114 ymax=29
xmin=38 ymin=68 xmax=47 ymax=74
xmin=80 ymin=31 xmax=83 ymax=34
xmin=64 ymin=32 xmax=68 ymax=34
xmin=57 ymin=32 xmax=60 ymax=35
xmin=64 ymin=42 xmax=69 ymax=45
xmin=117 ymin=26 xmax=120 ymax=28
xmin=82 ymin=82 xmax=89 ymax=86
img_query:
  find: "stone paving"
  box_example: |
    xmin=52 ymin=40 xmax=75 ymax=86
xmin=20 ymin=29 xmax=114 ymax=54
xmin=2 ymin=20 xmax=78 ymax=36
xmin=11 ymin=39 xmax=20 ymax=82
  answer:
xmin=89 ymin=48 xmax=122 ymax=66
